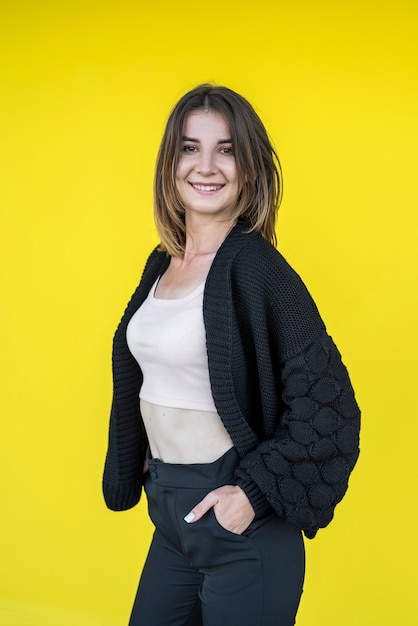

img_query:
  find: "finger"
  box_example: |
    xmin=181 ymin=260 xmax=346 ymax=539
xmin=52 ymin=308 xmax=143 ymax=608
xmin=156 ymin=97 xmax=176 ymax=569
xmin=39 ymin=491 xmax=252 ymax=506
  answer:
xmin=184 ymin=491 xmax=219 ymax=523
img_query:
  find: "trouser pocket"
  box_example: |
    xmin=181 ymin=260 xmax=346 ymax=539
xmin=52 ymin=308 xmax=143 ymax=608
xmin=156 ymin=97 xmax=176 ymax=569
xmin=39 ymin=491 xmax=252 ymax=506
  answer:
xmin=177 ymin=488 xmax=257 ymax=570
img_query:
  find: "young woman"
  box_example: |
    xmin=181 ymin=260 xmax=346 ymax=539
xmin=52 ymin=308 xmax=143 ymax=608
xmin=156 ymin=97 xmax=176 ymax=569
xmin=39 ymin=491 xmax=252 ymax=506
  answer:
xmin=103 ymin=84 xmax=360 ymax=626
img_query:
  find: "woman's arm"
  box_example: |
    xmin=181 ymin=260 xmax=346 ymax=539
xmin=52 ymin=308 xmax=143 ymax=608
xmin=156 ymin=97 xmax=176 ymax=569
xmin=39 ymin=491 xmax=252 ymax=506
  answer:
xmin=235 ymin=331 xmax=360 ymax=538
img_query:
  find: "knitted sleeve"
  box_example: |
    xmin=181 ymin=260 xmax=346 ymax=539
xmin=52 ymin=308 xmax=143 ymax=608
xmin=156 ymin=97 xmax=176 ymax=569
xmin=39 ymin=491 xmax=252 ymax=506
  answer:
xmin=102 ymin=248 xmax=164 ymax=511
xmin=235 ymin=332 xmax=360 ymax=538
xmin=232 ymin=239 xmax=360 ymax=538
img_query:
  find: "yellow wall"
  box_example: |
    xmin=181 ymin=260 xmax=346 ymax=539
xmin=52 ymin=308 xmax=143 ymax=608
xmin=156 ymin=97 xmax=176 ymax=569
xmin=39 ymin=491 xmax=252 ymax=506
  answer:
xmin=1 ymin=1 xmax=417 ymax=624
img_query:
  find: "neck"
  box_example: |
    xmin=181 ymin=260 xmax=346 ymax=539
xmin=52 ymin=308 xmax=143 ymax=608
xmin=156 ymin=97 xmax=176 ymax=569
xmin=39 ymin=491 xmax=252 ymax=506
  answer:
xmin=184 ymin=217 xmax=237 ymax=257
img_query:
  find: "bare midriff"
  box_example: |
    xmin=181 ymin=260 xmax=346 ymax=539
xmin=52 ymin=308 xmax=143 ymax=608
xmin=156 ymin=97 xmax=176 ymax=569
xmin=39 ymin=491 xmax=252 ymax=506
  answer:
xmin=141 ymin=399 xmax=234 ymax=463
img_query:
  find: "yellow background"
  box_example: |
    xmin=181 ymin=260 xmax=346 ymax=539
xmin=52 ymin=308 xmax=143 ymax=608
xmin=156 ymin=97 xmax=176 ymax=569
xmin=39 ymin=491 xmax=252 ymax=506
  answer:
xmin=1 ymin=0 xmax=417 ymax=624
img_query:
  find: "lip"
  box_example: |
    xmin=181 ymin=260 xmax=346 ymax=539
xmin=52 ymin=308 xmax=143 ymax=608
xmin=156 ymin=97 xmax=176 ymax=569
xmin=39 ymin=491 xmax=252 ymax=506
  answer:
xmin=189 ymin=182 xmax=225 ymax=194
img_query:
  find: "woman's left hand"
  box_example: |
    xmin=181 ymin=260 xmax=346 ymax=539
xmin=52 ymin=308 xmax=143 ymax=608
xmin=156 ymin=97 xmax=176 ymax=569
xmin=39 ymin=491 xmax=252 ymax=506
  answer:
xmin=184 ymin=485 xmax=255 ymax=535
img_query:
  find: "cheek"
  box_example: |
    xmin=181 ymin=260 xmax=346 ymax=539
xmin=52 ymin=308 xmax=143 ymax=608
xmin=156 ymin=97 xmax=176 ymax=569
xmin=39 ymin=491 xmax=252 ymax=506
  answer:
xmin=174 ymin=167 xmax=188 ymax=202
xmin=175 ymin=160 xmax=190 ymax=185
xmin=227 ymin=162 xmax=239 ymax=183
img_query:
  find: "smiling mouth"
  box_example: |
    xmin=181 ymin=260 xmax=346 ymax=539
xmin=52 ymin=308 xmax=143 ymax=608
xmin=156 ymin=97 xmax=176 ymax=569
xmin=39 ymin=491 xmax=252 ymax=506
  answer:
xmin=190 ymin=183 xmax=224 ymax=192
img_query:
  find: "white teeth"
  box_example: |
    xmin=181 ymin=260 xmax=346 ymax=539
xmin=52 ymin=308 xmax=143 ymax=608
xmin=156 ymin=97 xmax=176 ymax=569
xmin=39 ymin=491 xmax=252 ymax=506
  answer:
xmin=192 ymin=184 xmax=222 ymax=191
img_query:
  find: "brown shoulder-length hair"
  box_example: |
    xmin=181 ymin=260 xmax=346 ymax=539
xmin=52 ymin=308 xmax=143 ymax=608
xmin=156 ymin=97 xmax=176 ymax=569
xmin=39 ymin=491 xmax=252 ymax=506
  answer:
xmin=154 ymin=84 xmax=283 ymax=257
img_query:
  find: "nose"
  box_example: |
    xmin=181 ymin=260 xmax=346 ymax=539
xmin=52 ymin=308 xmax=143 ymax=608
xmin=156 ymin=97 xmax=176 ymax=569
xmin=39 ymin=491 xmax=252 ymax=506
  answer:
xmin=196 ymin=150 xmax=217 ymax=175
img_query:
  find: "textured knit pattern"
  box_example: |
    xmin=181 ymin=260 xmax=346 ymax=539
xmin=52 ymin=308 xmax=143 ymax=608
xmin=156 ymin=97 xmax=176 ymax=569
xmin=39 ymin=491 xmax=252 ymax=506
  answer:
xmin=103 ymin=222 xmax=360 ymax=538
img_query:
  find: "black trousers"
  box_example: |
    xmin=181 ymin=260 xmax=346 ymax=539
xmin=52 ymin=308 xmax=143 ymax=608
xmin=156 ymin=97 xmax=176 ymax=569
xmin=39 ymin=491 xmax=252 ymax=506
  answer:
xmin=129 ymin=448 xmax=305 ymax=626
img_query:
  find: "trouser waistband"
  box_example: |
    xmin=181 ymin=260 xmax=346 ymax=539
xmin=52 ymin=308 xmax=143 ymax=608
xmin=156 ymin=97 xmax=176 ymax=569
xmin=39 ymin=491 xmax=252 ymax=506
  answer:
xmin=146 ymin=446 xmax=239 ymax=489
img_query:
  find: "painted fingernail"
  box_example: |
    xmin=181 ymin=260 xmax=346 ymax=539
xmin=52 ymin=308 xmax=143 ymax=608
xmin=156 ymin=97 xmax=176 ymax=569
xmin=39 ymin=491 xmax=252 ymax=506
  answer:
xmin=184 ymin=512 xmax=195 ymax=523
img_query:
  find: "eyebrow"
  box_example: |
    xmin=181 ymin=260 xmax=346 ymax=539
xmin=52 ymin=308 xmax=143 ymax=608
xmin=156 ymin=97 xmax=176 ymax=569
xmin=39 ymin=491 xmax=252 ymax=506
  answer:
xmin=182 ymin=136 xmax=232 ymax=144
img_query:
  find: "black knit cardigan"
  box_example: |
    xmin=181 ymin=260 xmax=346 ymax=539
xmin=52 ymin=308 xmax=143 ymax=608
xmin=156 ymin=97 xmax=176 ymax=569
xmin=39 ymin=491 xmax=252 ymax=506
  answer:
xmin=103 ymin=222 xmax=360 ymax=538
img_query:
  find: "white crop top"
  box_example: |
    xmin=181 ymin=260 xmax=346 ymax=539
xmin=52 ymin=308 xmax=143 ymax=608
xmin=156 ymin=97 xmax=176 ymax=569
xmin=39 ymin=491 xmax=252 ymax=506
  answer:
xmin=126 ymin=278 xmax=217 ymax=412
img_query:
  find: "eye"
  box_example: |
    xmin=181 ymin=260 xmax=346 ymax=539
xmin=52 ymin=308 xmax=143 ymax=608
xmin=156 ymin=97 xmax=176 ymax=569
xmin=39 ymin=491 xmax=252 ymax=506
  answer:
xmin=219 ymin=146 xmax=234 ymax=155
xmin=182 ymin=144 xmax=198 ymax=153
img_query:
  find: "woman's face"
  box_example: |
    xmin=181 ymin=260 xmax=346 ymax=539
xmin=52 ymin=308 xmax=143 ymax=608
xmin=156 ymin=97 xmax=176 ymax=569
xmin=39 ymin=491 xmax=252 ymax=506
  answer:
xmin=175 ymin=110 xmax=240 ymax=221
